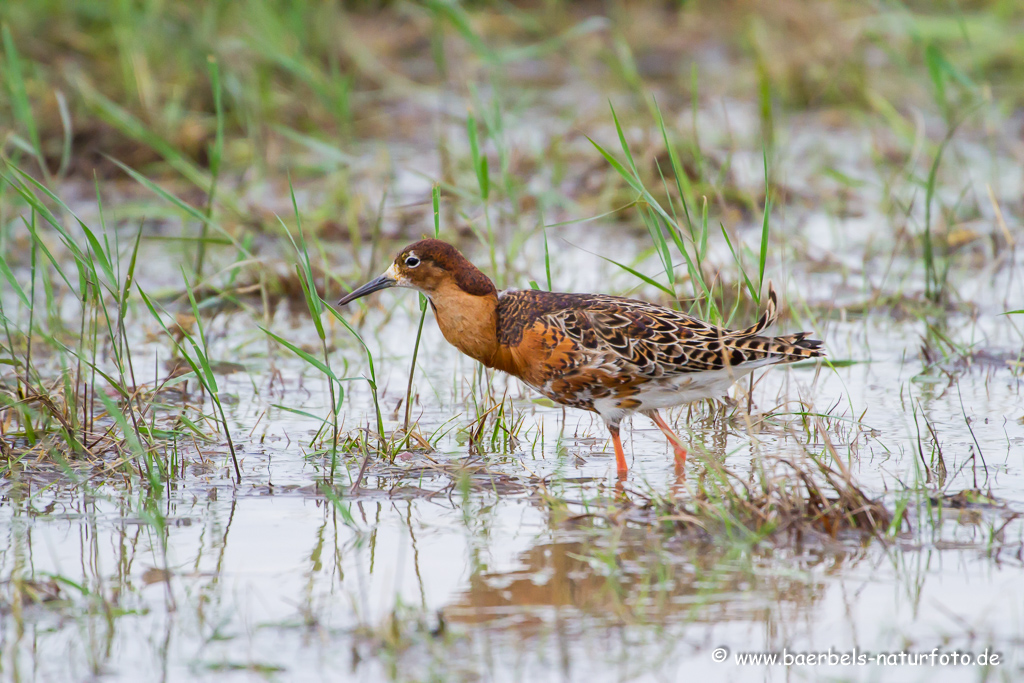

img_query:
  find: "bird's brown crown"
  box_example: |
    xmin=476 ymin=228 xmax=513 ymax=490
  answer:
xmin=394 ymin=239 xmax=496 ymax=297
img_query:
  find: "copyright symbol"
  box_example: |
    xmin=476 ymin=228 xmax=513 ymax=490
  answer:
xmin=712 ymin=647 xmax=729 ymax=663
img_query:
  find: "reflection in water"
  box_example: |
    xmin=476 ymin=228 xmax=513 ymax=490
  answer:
xmin=445 ymin=519 xmax=854 ymax=634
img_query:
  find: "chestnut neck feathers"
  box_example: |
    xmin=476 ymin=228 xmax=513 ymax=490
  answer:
xmin=430 ymin=282 xmax=504 ymax=367
xmin=403 ymin=240 xmax=512 ymax=372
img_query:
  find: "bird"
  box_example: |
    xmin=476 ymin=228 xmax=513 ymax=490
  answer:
xmin=338 ymin=239 xmax=824 ymax=476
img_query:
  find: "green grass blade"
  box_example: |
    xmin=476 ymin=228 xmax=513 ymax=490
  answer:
xmin=608 ymin=101 xmax=638 ymax=175
xmin=720 ymin=223 xmax=758 ymax=303
xmin=432 ymin=185 xmax=441 ymax=237
xmin=2 ymin=26 xmax=42 ymax=160
xmin=108 ymin=158 xmax=210 ymax=223
xmin=260 ymin=326 xmax=341 ymax=382
xmin=207 ymin=56 xmax=224 ymax=178
xmin=0 ymin=253 xmax=29 ymax=306
xmin=426 ymin=0 xmax=495 ymax=63
xmin=596 ymin=253 xmax=674 ymax=297
xmin=757 ymin=149 xmax=771 ymax=301
xmin=274 ymin=125 xmax=354 ymax=167
xmin=467 ymin=112 xmax=490 ymax=201
xmin=585 ymin=135 xmax=644 ymax=195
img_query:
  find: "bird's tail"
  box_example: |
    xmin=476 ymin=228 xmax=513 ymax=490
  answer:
xmin=734 ymin=282 xmax=779 ymax=338
xmin=729 ymin=332 xmax=824 ymax=365
xmin=729 ymin=282 xmax=825 ymax=363
xmin=764 ymin=332 xmax=825 ymax=361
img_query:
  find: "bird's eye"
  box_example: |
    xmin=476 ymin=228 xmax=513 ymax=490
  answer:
xmin=404 ymin=256 xmax=420 ymax=268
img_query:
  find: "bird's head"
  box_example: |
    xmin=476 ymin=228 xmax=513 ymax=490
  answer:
xmin=337 ymin=239 xmax=496 ymax=305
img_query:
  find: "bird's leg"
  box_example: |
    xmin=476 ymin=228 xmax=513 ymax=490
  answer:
xmin=647 ymin=410 xmax=688 ymax=468
xmin=671 ymin=463 xmax=687 ymax=492
xmin=608 ymin=424 xmax=628 ymax=478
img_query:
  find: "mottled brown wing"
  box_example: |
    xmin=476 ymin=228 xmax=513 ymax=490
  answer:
xmin=540 ymin=297 xmax=724 ymax=378
xmin=495 ymin=286 xmax=822 ymax=410
xmin=530 ymin=283 xmax=822 ymax=380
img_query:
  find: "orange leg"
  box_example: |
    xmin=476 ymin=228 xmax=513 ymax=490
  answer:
xmin=609 ymin=425 xmax=628 ymax=478
xmin=648 ymin=410 xmax=688 ymax=468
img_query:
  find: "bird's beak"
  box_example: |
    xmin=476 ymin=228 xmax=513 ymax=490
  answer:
xmin=337 ymin=267 xmax=398 ymax=306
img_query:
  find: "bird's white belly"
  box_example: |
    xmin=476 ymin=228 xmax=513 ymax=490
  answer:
xmin=644 ymin=370 xmax=742 ymax=406
xmin=594 ymin=366 xmax=759 ymax=418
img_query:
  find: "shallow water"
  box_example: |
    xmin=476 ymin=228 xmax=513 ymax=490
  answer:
xmin=3 ymin=220 xmax=1023 ymax=682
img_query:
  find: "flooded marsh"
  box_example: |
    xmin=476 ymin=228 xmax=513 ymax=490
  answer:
xmin=2 ymin=1 xmax=1024 ymax=681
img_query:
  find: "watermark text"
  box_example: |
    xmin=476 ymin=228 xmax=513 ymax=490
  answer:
xmin=711 ymin=647 xmax=1001 ymax=667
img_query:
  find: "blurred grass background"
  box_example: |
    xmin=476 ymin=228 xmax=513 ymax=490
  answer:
xmin=3 ymin=0 xmax=1022 ymax=198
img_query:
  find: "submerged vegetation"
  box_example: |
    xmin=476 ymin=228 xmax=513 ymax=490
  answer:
xmin=1 ymin=0 xmax=1023 ymax=680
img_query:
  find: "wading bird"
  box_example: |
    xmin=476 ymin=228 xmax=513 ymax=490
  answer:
xmin=338 ymin=239 xmax=823 ymax=476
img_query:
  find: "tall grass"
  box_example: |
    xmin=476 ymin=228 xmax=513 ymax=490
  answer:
xmin=259 ymin=184 xmax=356 ymax=480
xmin=0 ymin=162 xmax=217 ymax=484
xmin=193 ymin=56 xmax=225 ymax=280
xmin=586 ymin=100 xmax=776 ymax=326
xmin=403 ymin=185 xmax=442 ymax=433
xmin=139 ymin=274 xmax=241 ymax=482
xmin=1 ymin=27 xmax=48 ymax=182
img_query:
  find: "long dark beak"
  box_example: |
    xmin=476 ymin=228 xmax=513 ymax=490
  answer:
xmin=337 ymin=273 xmax=397 ymax=306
